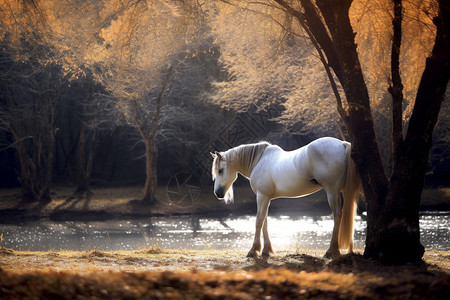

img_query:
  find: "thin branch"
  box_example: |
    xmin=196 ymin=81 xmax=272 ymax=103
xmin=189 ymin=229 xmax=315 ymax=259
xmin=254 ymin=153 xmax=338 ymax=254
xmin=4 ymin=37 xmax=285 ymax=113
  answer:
xmin=273 ymin=0 xmax=348 ymax=124
xmin=150 ymin=66 xmax=174 ymax=138
xmin=0 ymin=136 xmax=33 ymax=151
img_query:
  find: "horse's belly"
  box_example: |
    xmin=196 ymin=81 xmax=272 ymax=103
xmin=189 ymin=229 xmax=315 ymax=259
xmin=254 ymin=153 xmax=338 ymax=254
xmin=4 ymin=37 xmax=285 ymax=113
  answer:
xmin=273 ymin=174 xmax=322 ymax=198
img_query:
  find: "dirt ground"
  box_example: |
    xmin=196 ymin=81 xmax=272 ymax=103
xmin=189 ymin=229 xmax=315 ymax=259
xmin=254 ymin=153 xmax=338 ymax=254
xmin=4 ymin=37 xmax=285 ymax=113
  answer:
xmin=0 ymin=247 xmax=449 ymax=299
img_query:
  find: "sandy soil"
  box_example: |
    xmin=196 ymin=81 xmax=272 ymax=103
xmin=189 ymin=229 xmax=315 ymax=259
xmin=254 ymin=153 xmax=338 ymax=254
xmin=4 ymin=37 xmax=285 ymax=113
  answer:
xmin=0 ymin=247 xmax=449 ymax=299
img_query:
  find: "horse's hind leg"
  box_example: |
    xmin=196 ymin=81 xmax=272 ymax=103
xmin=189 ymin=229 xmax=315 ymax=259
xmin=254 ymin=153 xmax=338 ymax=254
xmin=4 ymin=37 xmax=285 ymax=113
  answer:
xmin=247 ymin=193 xmax=270 ymax=258
xmin=325 ymin=190 xmax=342 ymax=259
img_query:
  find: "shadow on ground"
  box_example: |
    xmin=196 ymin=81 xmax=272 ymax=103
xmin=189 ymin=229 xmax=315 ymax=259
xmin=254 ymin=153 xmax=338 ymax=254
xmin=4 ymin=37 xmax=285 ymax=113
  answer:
xmin=1 ymin=249 xmax=449 ymax=299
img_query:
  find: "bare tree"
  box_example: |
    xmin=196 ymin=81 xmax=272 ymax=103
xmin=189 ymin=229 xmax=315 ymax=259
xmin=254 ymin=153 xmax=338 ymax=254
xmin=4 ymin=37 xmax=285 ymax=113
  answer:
xmin=1 ymin=0 xmax=216 ymax=205
xmin=68 ymin=75 xmax=119 ymax=199
xmin=0 ymin=49 xmax=71 ymax=202
xmin=85 ymin=0 xmax=208 ymax=204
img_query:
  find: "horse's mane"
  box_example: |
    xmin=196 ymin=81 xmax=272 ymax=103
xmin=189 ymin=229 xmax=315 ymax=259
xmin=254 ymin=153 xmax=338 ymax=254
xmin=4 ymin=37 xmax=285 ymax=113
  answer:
xmin=220 ymin=141 xmax=270 ymax=177
xmin=212 ymin=154 xmax=220 ymax=180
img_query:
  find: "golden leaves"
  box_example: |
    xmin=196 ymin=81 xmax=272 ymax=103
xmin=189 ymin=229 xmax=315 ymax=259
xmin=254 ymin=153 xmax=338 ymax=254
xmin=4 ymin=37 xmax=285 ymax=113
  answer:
xmin=350 ymin=0 xmax=437 ymax=121
xmin=209 ymin=1 xmax=338 ymax=131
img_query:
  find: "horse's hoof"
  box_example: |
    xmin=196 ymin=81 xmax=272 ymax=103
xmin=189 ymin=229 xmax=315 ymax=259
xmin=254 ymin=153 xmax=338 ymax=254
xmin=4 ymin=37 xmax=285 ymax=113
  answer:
xmin=261 ymin=248 xmax=274 ymax=258
xmin=261 ymin=251 xmax=271 ymax=258
xmin=246 ymin=251 xmax=258 ymax=258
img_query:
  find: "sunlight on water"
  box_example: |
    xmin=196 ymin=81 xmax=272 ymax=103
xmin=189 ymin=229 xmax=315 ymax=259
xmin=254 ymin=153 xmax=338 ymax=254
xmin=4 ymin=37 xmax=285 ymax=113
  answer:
xmin=419 ymin=212 xmax=450 ymax=251
xmin=0 ymin=213 xmax=448 ymax=252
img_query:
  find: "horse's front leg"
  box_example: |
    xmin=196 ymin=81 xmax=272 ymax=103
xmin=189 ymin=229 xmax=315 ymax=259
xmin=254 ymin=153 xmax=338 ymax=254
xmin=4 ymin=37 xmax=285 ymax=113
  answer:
xmin=262 ymin=215 xmax=274 ymax=257
xmin=247 ymin=194 xmax=270 ymax=258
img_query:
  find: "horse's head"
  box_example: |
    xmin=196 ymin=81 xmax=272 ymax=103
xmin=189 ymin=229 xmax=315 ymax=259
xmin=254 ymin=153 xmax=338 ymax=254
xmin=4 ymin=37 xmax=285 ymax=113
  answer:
xmin=211 ymin=151 xmax=236 ymax=204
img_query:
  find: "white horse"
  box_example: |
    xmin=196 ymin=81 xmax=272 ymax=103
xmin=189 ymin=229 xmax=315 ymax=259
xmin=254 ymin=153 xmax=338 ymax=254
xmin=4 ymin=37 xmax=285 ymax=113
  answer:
xmin=211 ymin=137 xmax=362 ymax=259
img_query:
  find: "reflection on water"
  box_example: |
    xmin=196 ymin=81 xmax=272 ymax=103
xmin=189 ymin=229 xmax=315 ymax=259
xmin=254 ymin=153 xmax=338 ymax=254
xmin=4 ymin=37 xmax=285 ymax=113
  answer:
xmin=1 ymin=213 xmax=449 ymax=252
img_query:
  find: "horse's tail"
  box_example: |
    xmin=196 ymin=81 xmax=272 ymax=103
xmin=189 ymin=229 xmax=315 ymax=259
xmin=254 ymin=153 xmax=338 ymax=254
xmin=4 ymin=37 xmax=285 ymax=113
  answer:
xmin=338 ymin=142 xmax=362 ymax=251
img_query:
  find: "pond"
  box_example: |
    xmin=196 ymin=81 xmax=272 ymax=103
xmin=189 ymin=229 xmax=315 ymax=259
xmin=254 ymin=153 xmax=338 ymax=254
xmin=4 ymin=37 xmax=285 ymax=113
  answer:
xmin=1 ymin=212 xmax=449 ymax=252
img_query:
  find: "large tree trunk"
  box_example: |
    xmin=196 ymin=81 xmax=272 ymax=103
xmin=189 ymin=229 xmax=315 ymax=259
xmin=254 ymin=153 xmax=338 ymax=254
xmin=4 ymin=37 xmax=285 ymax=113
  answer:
xmin=274 ymin=0 xmax=448 ymax=263
xmin=142 ymin=137 xmax=158 ymax=203
xmin=75 ymin=126 xmax=97 ymax=197
xmin=41 ymin=128 xmax=54 ymax=204
xmin=12 ymin=128 xmax=52 ymax=203
xmin=312 ymin=0 xmax=449 ymax=263
xmin=364 ymin=150 xmax=425 ymax=263
xmin=134 ymin=67 xmax=173 ymax=204
xmin=76 ymin=126 xmax=87 ymax=193
xmin=134 ymin=109 xmax=159 ymax=205
xmin=315 ymin=0 xmax=389 ymax=223
xmin=364 ymin=1 xmax=450 ymax=263
xmin=15 ymin=136 xmax=38 ymax=202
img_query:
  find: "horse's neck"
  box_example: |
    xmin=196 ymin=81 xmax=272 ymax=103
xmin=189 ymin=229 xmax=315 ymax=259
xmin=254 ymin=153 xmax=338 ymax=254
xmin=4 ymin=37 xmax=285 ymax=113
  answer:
xmin=228 ymin=143 xmax=268 ymax=178
xmin=234 ymin=153 xmax=253 ymax=178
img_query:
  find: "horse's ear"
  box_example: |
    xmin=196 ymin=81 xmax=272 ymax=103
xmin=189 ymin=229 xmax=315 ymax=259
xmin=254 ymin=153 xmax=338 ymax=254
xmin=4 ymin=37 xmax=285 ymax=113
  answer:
xmin=215 ymin=151 xmax=222 ymax=160
xmin=211 ymin=151 xmax=223 ymax=160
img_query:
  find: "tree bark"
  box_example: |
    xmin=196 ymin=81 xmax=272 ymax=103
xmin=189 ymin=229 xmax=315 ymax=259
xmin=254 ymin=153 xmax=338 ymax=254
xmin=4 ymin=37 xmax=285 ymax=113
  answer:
xmin=85 ymin=131 xmax=97 ymax=189
xmin=11 ymin=126 xmax=52 ymax=203
xmin=136 ymin=66 xmax=173 ymax=204
xmin=41 ymin=127 xmax=54 ymax=204
xmin=75 ymin=127 xmax=96 ymax=197
xmin=142 ymin=137 xmax=158 ymax=203
xmin=76 ymin=126 xmax=88 ymax=194
xmin=133 ymin=103 xmax=156 ymax=204
xmin=389 ymin=0 xmax=404 ymax=161
xmin=316 ymin=0 xmax=388 ymax=209
xmin=364 ymin=1 xmax=450 ymax=263
xmin=254 ymin=0 xmax=448 ymax=263
xmin=305 ymin=0 xmax=449 ymax=263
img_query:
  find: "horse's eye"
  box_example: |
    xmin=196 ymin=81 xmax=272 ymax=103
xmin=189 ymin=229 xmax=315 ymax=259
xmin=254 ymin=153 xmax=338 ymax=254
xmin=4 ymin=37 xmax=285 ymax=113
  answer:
xmin=218 ymin=169 xmax=224 ymax=175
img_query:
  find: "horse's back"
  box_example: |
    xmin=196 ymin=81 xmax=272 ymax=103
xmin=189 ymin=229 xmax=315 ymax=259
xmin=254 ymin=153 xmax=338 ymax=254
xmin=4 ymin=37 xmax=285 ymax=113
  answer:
xmin=303 ymin=137 xmax=348 ymax=188
xmin=250 ymin=138 xmax=348 ymax=198
xmin=306 ymin=137 xmax=347 ymax=162
xmin=276 ymin=137 xmax=347 ymax=194
xmin=251 ymin=144 xmax=320 ymax=198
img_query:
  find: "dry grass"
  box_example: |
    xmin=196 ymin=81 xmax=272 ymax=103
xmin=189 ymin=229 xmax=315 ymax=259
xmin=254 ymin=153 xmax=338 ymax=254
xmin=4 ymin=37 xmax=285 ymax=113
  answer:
xmin=0 ymin=248 xmax=449 ymax=299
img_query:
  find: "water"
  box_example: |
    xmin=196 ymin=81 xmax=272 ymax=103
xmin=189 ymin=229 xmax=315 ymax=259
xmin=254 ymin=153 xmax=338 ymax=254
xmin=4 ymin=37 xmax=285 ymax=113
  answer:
xmin=1 ymin=213 xmax=448 ymax=252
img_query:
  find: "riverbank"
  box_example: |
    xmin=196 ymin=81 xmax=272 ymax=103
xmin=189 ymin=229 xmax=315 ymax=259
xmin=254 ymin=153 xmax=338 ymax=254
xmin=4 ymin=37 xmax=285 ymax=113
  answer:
xmin=1 ymin=186 xmax=449 ymax=299
xmin=1 ymin=186 xmax=449 ymax=222
xmin=0 ymin=248 xmax=449 ymax=299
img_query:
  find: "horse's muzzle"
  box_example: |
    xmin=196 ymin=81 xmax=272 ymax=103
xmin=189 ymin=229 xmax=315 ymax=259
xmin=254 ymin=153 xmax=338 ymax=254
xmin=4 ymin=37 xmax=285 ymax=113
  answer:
xmin=214 ymin=187 xmax=224 ymax=199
